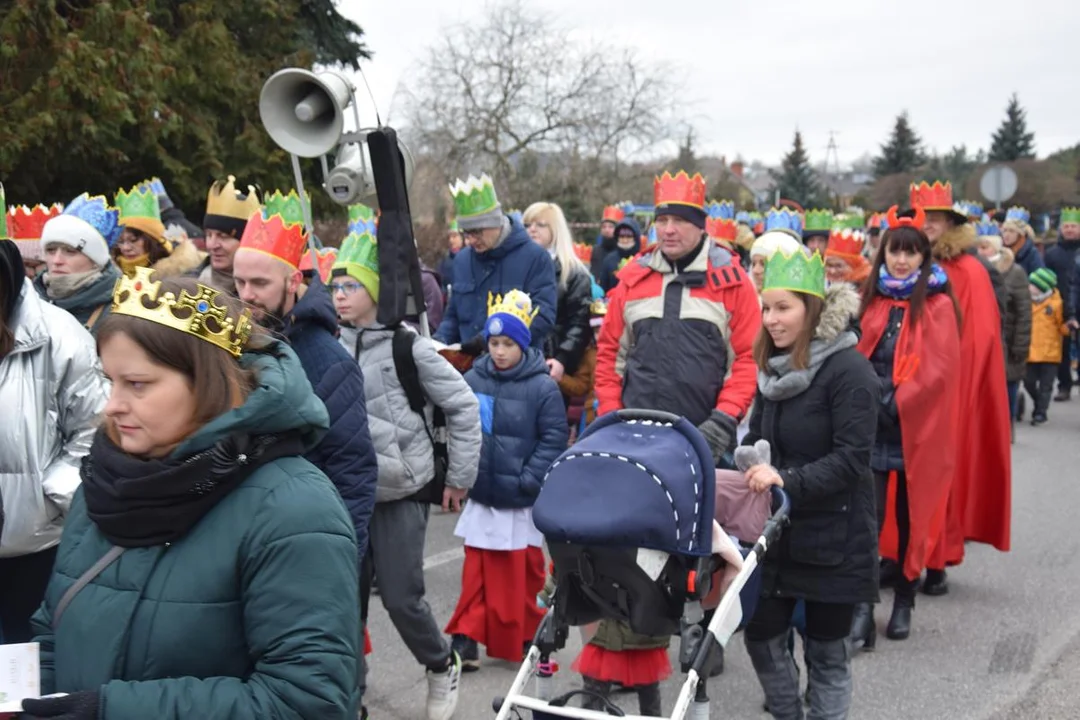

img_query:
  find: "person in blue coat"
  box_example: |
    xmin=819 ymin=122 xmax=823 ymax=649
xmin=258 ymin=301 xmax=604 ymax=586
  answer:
xmin=435 ymin=174 xmax=557 ymax=358
xmin=445 ymin=289 xmax=568 ymax=670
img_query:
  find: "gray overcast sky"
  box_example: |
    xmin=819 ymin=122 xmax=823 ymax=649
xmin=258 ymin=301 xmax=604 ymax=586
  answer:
xmin=337 ymin=0 xmax=1079 ymax=166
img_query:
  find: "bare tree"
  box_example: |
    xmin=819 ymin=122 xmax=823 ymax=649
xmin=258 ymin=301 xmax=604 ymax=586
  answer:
xmin=395 ymin=0 xmax=679 ymax=214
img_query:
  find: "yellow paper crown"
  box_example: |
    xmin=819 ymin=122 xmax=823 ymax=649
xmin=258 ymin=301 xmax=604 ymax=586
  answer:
xmin=487 ymin=290 xmax=538 ymax=328
xmin=111 ymin=267 xmax=253 ymax=357
xmin=206 ymin=175 xmax=261 ymax=221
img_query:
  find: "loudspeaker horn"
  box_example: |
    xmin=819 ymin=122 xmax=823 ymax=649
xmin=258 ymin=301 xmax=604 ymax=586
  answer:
xmin=325 ymin=133 xmax=416 ymax=207
xmin=259 ymin=69 xmax=354 ymax=158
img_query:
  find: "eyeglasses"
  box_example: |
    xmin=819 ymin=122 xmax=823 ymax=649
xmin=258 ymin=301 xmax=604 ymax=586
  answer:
xmin=330 ymin=282 xmax=363 ymax=295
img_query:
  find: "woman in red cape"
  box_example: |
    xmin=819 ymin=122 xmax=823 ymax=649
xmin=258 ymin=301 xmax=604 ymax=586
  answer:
xmin=851 ymin=209 xmax=963 ymax=645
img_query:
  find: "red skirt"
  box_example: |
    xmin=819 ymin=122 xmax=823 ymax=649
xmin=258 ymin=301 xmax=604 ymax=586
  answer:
xmin=573 ymin=645 xmax=672 ymax=687
xmin=445 ymin=546 xmax=545 ymax=663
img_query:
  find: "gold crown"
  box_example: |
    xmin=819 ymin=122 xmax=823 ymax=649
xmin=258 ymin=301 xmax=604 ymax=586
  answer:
xmin=206 ymin=175 xmax=261 ymax=221
xmin=487 ymin=290 xmax=538 ymax=328
xmin=112 ymin=266 xmax=253 ymax=357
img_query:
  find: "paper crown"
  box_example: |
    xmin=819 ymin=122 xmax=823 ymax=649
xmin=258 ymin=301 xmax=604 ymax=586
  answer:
xmin=762 ymin=249 xmax=826 ymax=299
xmin=450 ymin=174 xmax=500 ymax=218
xmin=602 ymin=205 xmax=626 ymax=223
xmin=334 ymin=222 xmax=379 ymax=297
xmin=299 ymin=247 xmax=337 ymax=282
xmin=706 ymin=217 xmax=737 ymax=242
xmin=1062 ymin=208 xmax=1080 ymax=225
xmin=764 ymin=207 xmax=803 ymax=237
xmin=826 ymin=228 xmax=866 ymax=260
xmin=833 ymin=213 xmax=865 ymax=231
xmin=112 ymin=266 xmax=252 ymax=357
xmin=239 ymin=212 xmax=309 ymax=269
xmin=115 ymin=185 xmax=161 ymax=223
xmin=958 ymin=200 xmax=983 ymax=218
xmin=487 ymin=290 xmax=539 ymax=327
xmin=705 ymin=200 xmax=736 ymax=220
xmin=1005 ymin=206 xmax=1031 ymax=224
xmin=206 ymin=175 xmax=261 ymax=221
xmin=348 ymin=203 xmax=377 ymax=235
xmin=262 ymin=190 xmax=307 ymax=227
xmin=803 ymin=209 xmax=834 ymax=233
xmin=7 ymin=203 xmax=63 ymax=240
xmin=61 ymin=194 xmax=121 ymax=245
xmin=654 ymin=171 xmax=706 ymax=210
xmin=868 ymin=212 xmax=887 ymax=229
xmin=976 ymin=221 xmax=1001 ymax=237
xmin=909 ymin=181 xmax=955 ymax=211
xmin=449 ymin=219 xmax=460 ymax=233
xmin=735 ymin=210 xmax=751 ymax=225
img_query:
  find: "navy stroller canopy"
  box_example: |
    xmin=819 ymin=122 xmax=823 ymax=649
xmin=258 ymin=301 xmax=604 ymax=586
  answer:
xmin=534 ymin=410 xmax=716 ymax=558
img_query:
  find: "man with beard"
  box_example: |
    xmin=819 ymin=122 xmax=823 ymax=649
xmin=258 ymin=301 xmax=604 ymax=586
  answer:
xmin=232 ymin=208 xmax=379 ymax=611
xmin=196 ymin=175 xmax=261 ymax=293
xmin=591 ymin=205 xmax=626 ymax=279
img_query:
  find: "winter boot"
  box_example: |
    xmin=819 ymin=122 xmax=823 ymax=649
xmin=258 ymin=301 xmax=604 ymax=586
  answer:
xmin=581 ymin=676 xmax=614 ymax=710
xmin=746 ymin=633 xmax=804 ymax=720
xmin=637 ymin=683 xmax=663 ymax=717
xmin=804 ymin=637 xmax=852 ymax=720
xmin=878 ymin=559 xmax=900 ymax=588
xmin=887 ymin=577 xmax=918 ymax=640
xmin=921 ymin=569 xmax=948 ymax=596
xmin=847 ymin=603 xmax=876 ymax=652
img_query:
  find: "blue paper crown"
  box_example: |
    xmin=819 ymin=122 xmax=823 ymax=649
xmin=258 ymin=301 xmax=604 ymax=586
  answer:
xmin=63 ymin=193 xmax=121 ymax=246
xmin=975 ymin=221 xmax=1000 ymax=237
xmin=735 ymin=210 xmax=751 ymax=224
xmin=137 ymin=177 xmax=168 ymax=198
xmin=1005 ymin=206 xmax=1030 ymax=224
xmin=347 ymin=216 xmax=377 ymax=238
xmin=765 ymin=207 xmax=803 ymax=236
xmin=705 ymin=200 xmax=735 ymax=220
xmin=958 ymin=200 xmax=983 ymax=217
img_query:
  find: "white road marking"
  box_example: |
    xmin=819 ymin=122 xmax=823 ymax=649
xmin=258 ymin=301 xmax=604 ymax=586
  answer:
xmin=423 ymin=547 xmax=465 ymax=570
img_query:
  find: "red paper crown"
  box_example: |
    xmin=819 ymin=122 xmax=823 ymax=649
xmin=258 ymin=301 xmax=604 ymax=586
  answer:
xmin=601 ymin=205 xmax=625 ymax=223
xmin=8 ymin=204 xmax=62 ymax=240
xmin=239 ymin=213 xmax=309 ymax=269
xmin=705 ymin=217 xmax=737 ymax=243
xmin=826 ymin=228 xmax=866 ymax=260
xmin=573 ymin=243 xmax=593 ymax=263
xmin=299 ymin=247 xmax=338 ymax=282
xmin=654 ymin=171 xmax=706 ymax=210
xmin=909 ymin=181 xmax=954 ymax=211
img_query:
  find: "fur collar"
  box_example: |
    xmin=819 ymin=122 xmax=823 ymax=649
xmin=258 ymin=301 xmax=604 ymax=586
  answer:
xmin=994 ymin=247 xmax=1016 ymax=274
xmin=932 ymin=223 xmax=976 ymax=262
xmin=151 ymin=237 xmax=205 ymax=278
xmin=814 ymin=282 xmax=860 ymax=342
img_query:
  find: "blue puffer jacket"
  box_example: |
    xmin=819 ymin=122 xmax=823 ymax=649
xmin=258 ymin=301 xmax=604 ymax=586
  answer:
xmin=464 ymin=348 xmax=568 ymax=509
xmin=435 ymin=216 xmax=558 ymax=349
xmin=281 ymin=278 xmax=378 ymax=560
xmin=1012 ymin=237 xmax=1045 ymax=276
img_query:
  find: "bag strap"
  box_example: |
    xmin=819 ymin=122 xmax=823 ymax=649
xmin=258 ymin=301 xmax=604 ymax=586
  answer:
xmin=53 ymin=546 xmax=126 ymax=630
xmin=392 ymin=327 xmax=448 ymax=455
xmin=85 ymin=305 xmax=105 ymax=331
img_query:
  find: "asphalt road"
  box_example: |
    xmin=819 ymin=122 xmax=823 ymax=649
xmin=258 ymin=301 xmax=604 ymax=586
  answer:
xmin=361 ymin=396 xmax=1080 ymax=720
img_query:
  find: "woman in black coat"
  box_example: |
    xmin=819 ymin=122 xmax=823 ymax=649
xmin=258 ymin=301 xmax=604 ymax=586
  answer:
xmin=741 ymin=259 xmax=878 ymax=720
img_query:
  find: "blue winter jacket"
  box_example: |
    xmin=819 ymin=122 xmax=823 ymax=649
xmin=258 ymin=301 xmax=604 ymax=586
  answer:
xmin=464 ymin=348 xmax=569 ymax=509
xmin=1012 ymin=237 xmax=1045 ymax=276
xmin=281 ymin=278 xmax=378 ymax=560
xmin=435 ymin=216 xmax=558 ymax=349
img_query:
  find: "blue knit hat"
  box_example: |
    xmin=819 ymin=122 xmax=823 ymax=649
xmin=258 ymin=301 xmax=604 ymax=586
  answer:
xmin=484 ymin=290 xmax=537 ymax=350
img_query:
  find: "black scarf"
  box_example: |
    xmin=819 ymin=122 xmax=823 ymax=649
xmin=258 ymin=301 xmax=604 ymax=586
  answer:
xmin=81 ymin=429 xmax=305 ymax=548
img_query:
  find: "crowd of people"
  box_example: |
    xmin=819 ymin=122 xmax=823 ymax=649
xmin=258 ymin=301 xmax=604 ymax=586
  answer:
xmin=0 ymin=166 xmax=1074 ymax=720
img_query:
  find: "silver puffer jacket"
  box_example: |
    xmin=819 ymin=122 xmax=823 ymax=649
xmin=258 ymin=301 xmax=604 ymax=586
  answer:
xmin=0 ymin=280 xmax=108 ymax=558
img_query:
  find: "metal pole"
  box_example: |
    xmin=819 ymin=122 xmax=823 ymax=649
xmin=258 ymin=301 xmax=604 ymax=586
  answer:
xmin=290 ymin=152 xmax=321 ymax=266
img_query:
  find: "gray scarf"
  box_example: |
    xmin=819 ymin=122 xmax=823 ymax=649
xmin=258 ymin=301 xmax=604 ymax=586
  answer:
xmin=44 ymin=269 xmax=104 ymax=300
xmin=757 ymin=330 xmax=858 ymax=401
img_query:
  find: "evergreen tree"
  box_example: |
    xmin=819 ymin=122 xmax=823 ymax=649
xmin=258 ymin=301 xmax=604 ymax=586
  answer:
xmin=770 ymin=131 xmax=823 ymax=209
xmin=989 ymin=93 xmax=1036 ymax=161
xmin=668 ymin=128 xmax=699 ymax=174
xmin=873 ymin=112 xmax=927 ymax=178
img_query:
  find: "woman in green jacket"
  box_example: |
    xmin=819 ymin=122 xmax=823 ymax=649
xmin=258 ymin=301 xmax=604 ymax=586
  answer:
xmin=22 ymin=268 xmax=361 ymax=720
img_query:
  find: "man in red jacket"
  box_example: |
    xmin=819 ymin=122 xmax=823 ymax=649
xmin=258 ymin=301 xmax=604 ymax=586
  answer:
xmin=594 ymin=171 xmax=761 ymax=466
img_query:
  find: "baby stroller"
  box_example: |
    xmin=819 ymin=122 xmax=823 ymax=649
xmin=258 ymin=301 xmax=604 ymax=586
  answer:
xmin=492 ymin=409 xmax=790 ymax=720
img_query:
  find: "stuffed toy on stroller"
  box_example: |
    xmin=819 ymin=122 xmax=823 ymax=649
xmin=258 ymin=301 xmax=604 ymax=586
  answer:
xmin=492 ymin=409 xmax=790 ymax=720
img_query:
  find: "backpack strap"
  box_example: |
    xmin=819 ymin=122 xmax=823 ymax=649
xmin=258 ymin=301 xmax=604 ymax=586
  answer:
xmin=392 ymin=327 xmax=427 ymax=415
xmin=53 ymin=545 xmax=126 ymax=630
xmin=85 ymin=305 xmax=105 ymax=331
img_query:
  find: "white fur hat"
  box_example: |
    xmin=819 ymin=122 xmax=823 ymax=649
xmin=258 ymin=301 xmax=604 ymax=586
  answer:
xmin=40 ymin=214 xmax=111 ymax=268
xmin=751 ymin=231 xmax=804 ymax=260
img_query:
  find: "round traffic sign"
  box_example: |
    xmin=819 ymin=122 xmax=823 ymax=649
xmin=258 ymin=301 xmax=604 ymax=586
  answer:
xmin=979 ymin=165 xmax=1018 ymax=204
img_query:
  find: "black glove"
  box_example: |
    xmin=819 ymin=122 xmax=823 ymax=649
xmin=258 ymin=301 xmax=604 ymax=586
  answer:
xmin=460 ymin=333 xmax=487 ymax=357
xmin=697 ymin=410 xmax=738 ymax=467
xmin=21 ymin=692 xmax=99 ymax=720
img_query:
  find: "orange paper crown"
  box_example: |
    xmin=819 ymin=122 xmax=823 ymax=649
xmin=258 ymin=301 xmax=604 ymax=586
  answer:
xmin=654 ymin=171 xmax=707 ymax=210
xmin=299 ymin=247 xmax=338 ymax=282
xmin=705 ymin=216 xmax=737 ymax=243
xmin=8 ymin=204 xmax=63 ymax=240
xmin=601 ymin=205 xmax=626 ymax=223
xmin=826 ymin=228 xmax=866 ymax=261
xmin=909 ymin=181 xmax=955 ymax=211
xmin=239 ymin=213 xmax=309 ymax=269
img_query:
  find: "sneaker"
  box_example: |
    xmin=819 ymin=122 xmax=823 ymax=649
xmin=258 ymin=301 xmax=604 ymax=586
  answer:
xmin=426 ymin=651 xmax=461 ymax=720
xmin=1032 ymin=413 xmax=1048 ymax=426
xmin=451 ymin=634 xmax=479 ymax=673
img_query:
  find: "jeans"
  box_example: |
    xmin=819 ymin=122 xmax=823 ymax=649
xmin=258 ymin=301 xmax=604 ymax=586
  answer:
xmin=1007 ymin=380 xmax=1020 ymax=420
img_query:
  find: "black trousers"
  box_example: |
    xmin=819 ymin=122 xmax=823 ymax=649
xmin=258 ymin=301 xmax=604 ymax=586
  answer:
xmin=1057 ymin=335 xmax=1075 ymax=393
xmin=745 ymin=597 xmax=854 ymax=643
xmin=874 ymin=470 xmax=918 ymax=596
xmin=1025 ymin=362 xmax=1058 ymax=417
xmin=0 ymin=546 xmax=59 ymax=643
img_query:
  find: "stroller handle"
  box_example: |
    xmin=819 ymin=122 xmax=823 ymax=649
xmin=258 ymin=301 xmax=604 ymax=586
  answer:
xmin=769 ymin=485 xmax=791 ymax=519
xmin=614 ymin=408 xmax=684 ymax=425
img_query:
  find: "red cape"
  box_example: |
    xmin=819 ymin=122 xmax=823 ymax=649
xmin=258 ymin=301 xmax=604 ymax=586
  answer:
xmin=933 ymin=255 xmax=1012 ymax=566
xmin=859 ymin=294 xmax=962 ymax=580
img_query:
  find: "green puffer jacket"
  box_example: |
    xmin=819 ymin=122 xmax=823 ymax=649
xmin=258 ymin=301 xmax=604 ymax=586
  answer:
xmin=31 ymin=341 xmax=361 ymax=720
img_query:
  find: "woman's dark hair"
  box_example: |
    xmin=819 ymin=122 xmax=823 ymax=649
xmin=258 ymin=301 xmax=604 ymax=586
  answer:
xmin=753 ymin=291 xmax=826 ymax=371
xmin=0 ymin=241 xmax=26 ymax=359
xmin=95 ymin=276 xmax=267 ymax=440
xmin=111 ymin=229 xmax=172 ymax=265
xmin=860 ymin=226 xmax=962 ymax=330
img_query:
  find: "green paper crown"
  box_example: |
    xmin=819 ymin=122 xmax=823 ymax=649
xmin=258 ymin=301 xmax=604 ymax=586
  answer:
xmin=763 ymin=249 xmax=826 ymax=299
xmin=449 ymin=174 xmax=500 ymax=218
xmin=0 ymin=182 xmax=6 ymax=238
xmin=336 ymin=230 xmax=378 ymax=272
xmin=449 ymin=219 xmax=460 ymax=233
xmin=803 ymin=209 xmax=834 ymax=233
xmin=1062 ymin=208 xmax=1080 ymax=225
xmin=263 ymin=190 xmax=307 ymax=226
xmin=834 ymin=213 xmax=864 ymax=231
xmin=348 ymin=203 xmax=375 ymax=225
xmin=115 ymin=185 xmax=161 ymax=222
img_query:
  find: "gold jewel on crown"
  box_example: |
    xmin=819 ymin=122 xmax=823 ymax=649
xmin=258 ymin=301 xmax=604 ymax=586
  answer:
xmin=487 ymin=290 xmax=539 ymax=328
xmin=112 ymin=267 xmax=253 ymax=357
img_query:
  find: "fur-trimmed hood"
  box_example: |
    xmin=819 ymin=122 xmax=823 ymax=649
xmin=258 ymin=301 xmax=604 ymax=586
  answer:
xmin=814 ymin=282 xmax=861 ymax=342
xmin=932 ymin=222 xmax=976 ymax=262
xmin=994 ymin=246 xmax=1016 ymax=274
xmin=151 ymin=236 xmax=205 ymax=278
